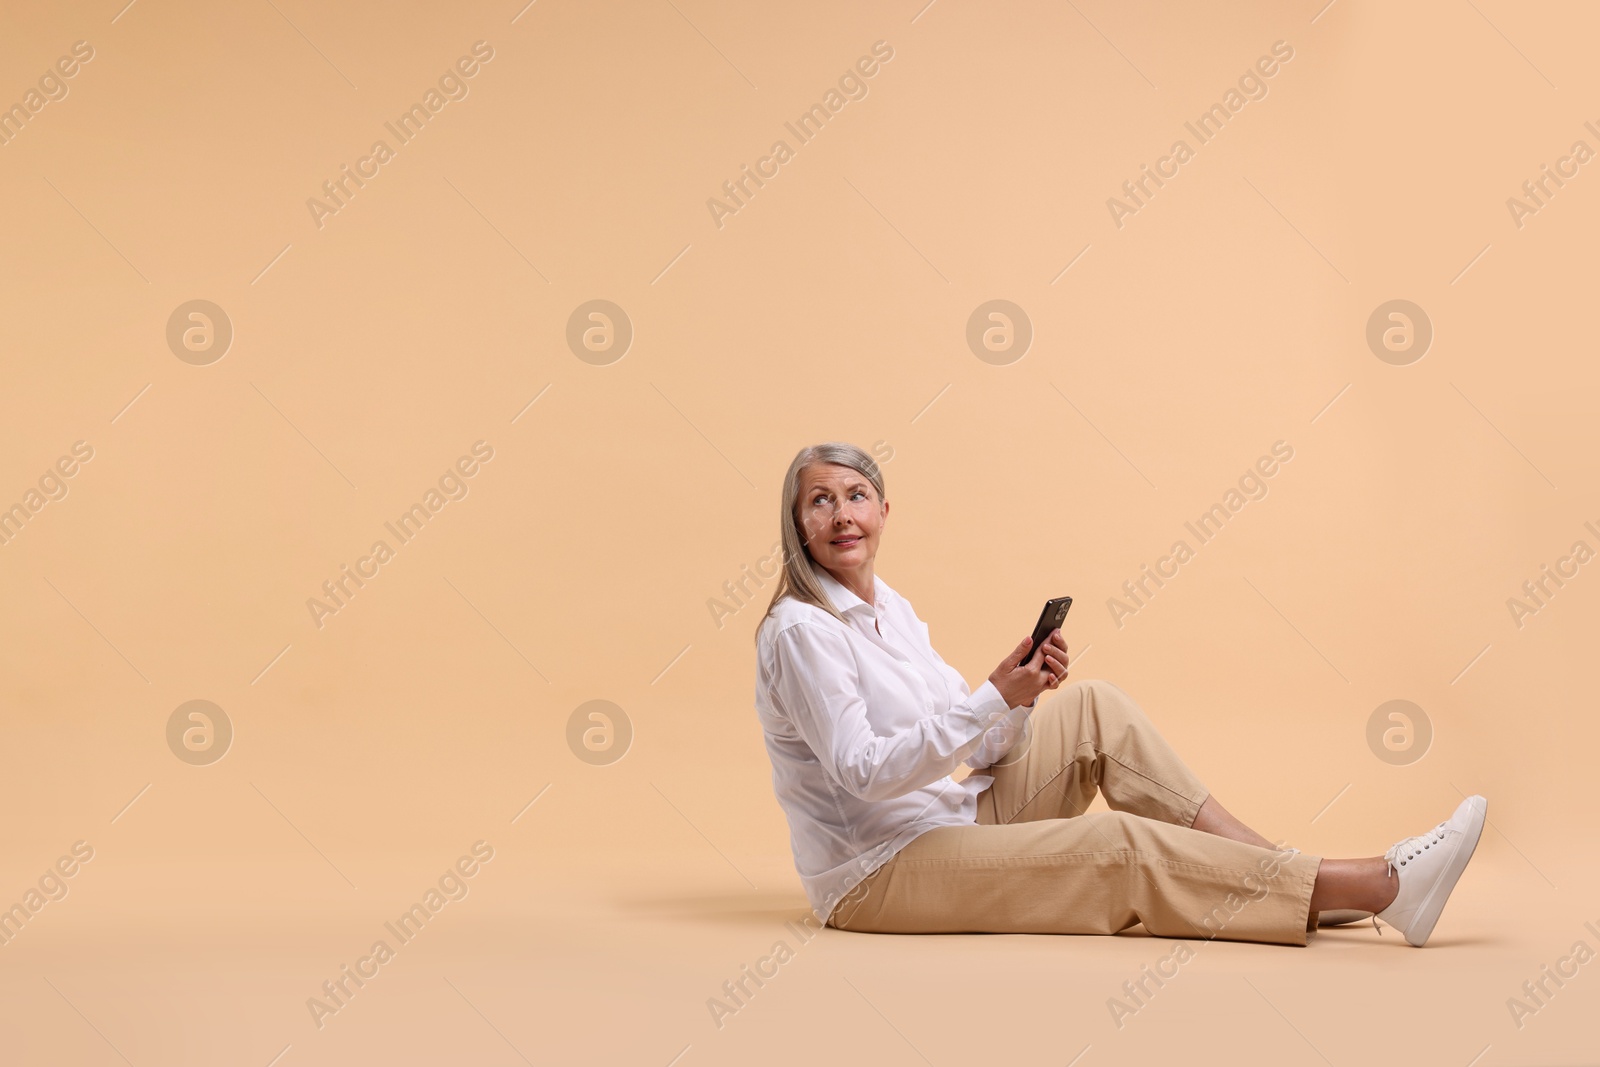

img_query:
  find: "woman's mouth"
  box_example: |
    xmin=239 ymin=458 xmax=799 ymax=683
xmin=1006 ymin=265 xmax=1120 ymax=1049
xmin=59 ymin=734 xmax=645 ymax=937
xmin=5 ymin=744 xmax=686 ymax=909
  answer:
xmin=831 ymin=535 xmax=862 ymax=548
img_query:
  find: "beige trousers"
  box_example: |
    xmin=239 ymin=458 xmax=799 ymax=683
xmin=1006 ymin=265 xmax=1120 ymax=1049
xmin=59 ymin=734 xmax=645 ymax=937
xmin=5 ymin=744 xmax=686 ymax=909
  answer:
xmin=825 ymin=679 xmax=1322 ymax=946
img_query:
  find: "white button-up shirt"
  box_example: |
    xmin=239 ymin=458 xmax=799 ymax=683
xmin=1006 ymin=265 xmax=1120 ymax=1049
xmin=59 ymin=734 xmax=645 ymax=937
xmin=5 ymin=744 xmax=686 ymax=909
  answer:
xmin=755 ymin=567 xmax=1033 ymax=925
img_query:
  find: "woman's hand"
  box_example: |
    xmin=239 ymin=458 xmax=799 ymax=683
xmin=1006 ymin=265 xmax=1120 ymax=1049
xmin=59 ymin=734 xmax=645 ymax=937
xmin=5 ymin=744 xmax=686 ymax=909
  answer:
xmin=988 ymin=628 xmax=1069 ymax=709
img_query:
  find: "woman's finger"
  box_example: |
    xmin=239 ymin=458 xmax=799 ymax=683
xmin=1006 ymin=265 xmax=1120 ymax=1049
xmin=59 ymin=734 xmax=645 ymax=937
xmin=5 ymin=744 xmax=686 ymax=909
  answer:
xmin=1044 ymin=650 xmax=1068 ymax=687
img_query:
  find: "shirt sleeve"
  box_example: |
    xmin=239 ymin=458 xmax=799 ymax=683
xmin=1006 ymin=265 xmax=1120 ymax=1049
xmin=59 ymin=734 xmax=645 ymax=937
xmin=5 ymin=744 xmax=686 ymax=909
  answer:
xmin=769 ymin=620 xmax=1014 ymax=802
xmin=904 ymin=616 xmax=1034 ymax=771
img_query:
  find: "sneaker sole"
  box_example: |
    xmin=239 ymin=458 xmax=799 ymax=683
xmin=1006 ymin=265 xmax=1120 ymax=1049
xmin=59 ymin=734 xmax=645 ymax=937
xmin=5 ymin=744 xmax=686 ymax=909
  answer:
xmin=1317 ymin=908 xmax=1372 ymax=927
xmin=1399 ymin=796 xmax=1487 ymax=947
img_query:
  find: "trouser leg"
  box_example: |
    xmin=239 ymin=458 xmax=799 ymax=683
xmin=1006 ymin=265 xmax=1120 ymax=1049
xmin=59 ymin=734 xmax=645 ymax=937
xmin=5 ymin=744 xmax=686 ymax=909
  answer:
xmin=827 ymin=810 xmax=1321 ymax=945
xmin=976 ymin=678 xmax=1211 ymax=830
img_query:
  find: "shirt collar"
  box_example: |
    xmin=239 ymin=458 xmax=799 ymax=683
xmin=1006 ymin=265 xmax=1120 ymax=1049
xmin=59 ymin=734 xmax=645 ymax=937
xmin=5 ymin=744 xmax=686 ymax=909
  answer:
xmin=815 ymin=567 xmax=888 ymax=618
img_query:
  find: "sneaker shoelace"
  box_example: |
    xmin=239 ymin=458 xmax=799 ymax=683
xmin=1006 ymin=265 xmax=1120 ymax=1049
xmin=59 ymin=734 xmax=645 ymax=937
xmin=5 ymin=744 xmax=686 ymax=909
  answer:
xmin=1383 ymin=820 xmax=1449 ymax=879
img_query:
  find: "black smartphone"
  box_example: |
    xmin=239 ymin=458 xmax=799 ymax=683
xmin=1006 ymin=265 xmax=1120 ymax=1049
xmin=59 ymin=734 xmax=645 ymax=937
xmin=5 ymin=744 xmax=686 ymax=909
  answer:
xmin=1021 ymin=596 xmax=1072 ymax=667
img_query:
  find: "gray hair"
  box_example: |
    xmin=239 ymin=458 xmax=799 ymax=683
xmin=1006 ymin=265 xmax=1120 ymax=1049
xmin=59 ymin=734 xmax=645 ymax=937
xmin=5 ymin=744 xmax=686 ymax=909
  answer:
xmin=754 ymin=441 xmax=886 ymax=643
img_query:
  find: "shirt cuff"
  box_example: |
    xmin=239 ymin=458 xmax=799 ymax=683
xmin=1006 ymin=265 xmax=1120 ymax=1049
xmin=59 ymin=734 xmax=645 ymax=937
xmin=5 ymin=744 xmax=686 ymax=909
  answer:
xmin=963 ymin=680 xmax=1030 ymax=770
xmin=967 ymin=678 xmax=1010 ymax=720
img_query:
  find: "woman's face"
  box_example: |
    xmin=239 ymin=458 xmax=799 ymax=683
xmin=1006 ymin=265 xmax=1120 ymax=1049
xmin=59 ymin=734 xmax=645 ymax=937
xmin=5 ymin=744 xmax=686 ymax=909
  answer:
xmin=796 ymin=462 xmax=888 ymax=576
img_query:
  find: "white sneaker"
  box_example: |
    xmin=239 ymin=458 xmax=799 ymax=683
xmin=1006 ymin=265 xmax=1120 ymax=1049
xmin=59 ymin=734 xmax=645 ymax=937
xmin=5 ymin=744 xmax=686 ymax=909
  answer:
xmin=1316 ymin=908 xmax=1374 ymax=927
xmin=1374 ymin=795 xmax=1488 ymax=946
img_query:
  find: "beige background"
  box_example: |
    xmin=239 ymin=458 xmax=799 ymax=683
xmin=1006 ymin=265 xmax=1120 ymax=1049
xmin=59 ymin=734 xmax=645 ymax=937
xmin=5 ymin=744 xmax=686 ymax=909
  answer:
xmin=1 ymin=0 xmax=1596 ymax=1063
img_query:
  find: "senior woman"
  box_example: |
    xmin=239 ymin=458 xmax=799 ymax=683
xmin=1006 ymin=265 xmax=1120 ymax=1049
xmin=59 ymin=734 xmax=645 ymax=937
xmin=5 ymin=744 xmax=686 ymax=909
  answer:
xmin=753 ymin=442 xmax=1487 ymax=947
